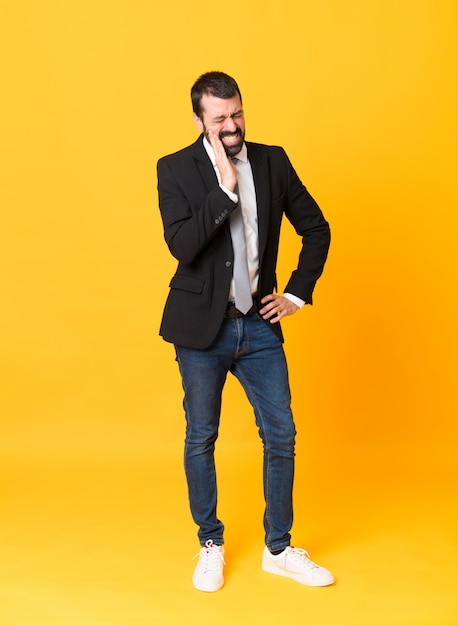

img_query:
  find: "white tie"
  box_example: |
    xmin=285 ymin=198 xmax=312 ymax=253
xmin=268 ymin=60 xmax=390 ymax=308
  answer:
xmin=229 ymin=180 xmax=253 ymax=314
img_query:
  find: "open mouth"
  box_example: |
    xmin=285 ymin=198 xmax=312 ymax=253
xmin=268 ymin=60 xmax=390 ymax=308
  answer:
xmin=220 ymin=131 xmax=242 ymax=146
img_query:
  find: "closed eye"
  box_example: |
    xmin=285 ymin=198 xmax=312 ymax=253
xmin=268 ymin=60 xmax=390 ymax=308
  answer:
xmin=211 ymin=110 xmax=244 ymax=123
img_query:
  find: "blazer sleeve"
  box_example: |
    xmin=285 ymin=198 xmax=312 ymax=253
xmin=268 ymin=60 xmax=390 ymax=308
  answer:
xmin=157 ymin=155 xmax=237 ymax=265
xmin=281 ymin=149 xmax=331 ymax=303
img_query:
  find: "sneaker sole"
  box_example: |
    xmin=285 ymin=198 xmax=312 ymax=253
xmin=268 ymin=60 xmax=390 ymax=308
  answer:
xmin=262 ymin=557 xmax=334 ymax=587
xmin=192 ymin=576 xmax=224 ymax=592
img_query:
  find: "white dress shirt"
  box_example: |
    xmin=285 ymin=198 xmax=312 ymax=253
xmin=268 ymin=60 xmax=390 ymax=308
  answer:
xmin=203 ymin=137 xmax=304 ymax=309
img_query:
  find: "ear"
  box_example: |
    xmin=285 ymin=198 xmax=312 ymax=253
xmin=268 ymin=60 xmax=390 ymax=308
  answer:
xmin=193 ymin=113 xmax=203 ymax=132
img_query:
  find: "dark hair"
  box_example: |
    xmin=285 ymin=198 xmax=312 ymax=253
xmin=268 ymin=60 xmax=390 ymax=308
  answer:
xmin=191 ymin=71 xmax=242 ymax=118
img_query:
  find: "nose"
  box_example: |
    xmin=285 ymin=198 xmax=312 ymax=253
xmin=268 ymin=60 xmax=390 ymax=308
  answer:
xmin=223 ymin=116 xmax=238 ymax=132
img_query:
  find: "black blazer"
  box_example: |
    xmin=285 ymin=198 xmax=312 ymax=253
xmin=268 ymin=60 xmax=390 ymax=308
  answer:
xmin=157 ymin=135 xmax=330 ymax=349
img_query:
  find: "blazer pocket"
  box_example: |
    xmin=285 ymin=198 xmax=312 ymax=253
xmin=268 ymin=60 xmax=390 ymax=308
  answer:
xmin=169 ymin=273 xmax=204 ymax=294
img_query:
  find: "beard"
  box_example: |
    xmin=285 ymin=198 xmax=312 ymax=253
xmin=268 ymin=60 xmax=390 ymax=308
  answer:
xmin=204 ymin=125 xmax=245 ymax=157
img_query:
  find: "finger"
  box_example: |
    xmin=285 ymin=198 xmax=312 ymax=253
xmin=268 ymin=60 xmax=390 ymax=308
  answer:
xmin=259 ymin=294 xmax=276 ymax=312
xmin=260 ymin=301 xmax=281 ymax=319
xmin=209 ymin=130 xmax=225 ymax=156
xmin=207 ymin=129 xmax=222 ymax=152
xmin=268 ymin=306 xmax=283 ymax=324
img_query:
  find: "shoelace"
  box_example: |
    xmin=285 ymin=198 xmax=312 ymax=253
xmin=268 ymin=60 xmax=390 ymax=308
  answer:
xmin=285 ymin=546 xmax=319 ymax=570
xmin=193 ymin=540 xmax=225 ymax=571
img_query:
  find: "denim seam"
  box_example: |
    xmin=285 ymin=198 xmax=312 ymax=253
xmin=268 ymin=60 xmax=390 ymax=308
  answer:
xmin=235 ymin=363 xmax=275 ymax=544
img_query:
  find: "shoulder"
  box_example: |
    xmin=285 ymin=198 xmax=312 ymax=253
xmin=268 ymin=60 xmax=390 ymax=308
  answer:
xmin=245 ymin=141 xmax=289 ymax=164
xmin=157 ymin=136 xmax=206 ymax=168
xmin=245 ymin=142 xmax=293 ymax=178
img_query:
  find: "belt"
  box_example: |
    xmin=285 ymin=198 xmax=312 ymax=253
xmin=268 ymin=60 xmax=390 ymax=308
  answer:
xmin=225 ymin=297 xmax=258 ymax=319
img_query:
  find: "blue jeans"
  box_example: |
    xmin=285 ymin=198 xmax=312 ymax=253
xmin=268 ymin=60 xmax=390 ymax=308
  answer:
xmin=174 ymin=313 xmax=296 ymax=552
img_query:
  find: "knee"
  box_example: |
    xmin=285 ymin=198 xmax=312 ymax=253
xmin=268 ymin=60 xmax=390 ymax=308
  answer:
xmin=185 ymin=424 xmax=219 ymax=453
xmin=259 ymin=422 xmax=296 ymax=456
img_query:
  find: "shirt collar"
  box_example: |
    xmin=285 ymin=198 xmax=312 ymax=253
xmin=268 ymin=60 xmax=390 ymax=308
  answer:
xmin=203 ymin=136 xmax=248 ymax=164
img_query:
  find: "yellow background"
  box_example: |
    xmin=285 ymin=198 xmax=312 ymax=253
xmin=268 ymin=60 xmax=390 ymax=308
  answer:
xmin=1 ymin=1 xmax=457 ymax=624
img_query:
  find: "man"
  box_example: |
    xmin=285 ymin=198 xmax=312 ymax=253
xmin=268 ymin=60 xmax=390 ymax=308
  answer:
xmin=157 ymin=71 xmax=333 ymax=592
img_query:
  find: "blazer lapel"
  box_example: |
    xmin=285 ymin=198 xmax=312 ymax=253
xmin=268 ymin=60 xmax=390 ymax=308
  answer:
xmin=192 ymin=135 xmax=232 ymax=246
xmin=190 ymin=138 xmax=272 ymax=258
xmin=191 ymin=135 xmax=219 ymax=191
xmin=247 ymin=143 xmax=270 ymax=265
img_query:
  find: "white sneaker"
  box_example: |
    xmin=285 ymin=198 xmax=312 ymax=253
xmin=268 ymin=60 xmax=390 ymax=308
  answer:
xmin=262 ymin=546 xmax=334 ymax=587
xmin=192 ymin=540 xmax=225 ymax=592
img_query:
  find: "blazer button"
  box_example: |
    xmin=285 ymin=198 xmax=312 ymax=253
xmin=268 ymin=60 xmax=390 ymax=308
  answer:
xmin=225 ymin=261 xmax=232 ymax=267
xmin=215 ymin=218 xmax=220 ymax=225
